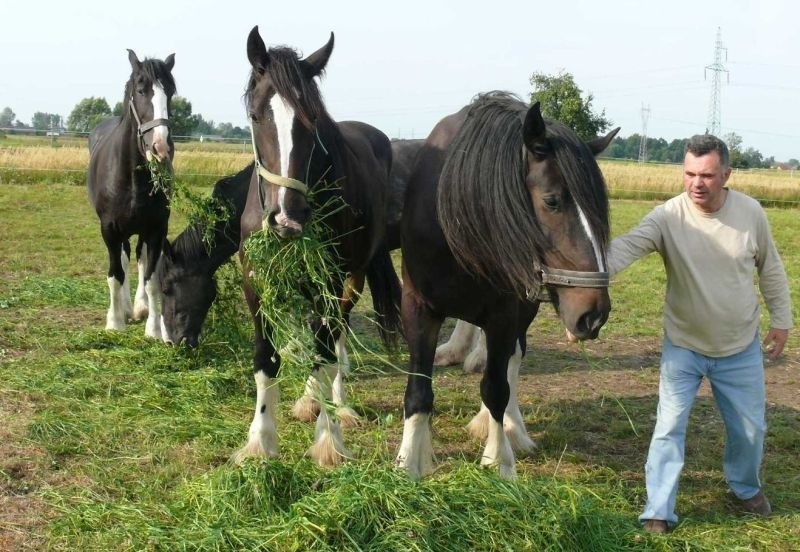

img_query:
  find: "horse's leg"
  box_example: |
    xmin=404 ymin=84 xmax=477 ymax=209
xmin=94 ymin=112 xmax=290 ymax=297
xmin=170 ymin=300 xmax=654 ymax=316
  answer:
xmin=232 ymin=281 xmax=281 ymax=463
xmin=395 ymin=275 xmax=443 ymax=479
xmin=434 ymin=319 xmax=479 ymax=367
xmin=304 ymin=318 xmax=352 ymax=467
xmin=476 ymin=320 xmax=520 ymax=479
xmin=141 ymin=235 xmax=166 ymax=340
xmin=101 ymin=226 xmax=127 ymax=331
xmin=463 ymin=327 xmax=487 ymax=374
xmin=132 ymin=238 xmax=148 ymax=321
xmin=120 ymin=239 xmax=133 ymax=319
xmin=293 ymin=273 xmax=364 ymax=428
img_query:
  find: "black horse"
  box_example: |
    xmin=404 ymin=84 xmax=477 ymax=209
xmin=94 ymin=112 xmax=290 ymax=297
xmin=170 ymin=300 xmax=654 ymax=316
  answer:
xmin=397 ymin=92 xmax=619 ymax=479
xmin=234 ymin=27 xmax=402 ymax=467
xmin=157 ymin=163 xmax=253 ymax=347
xmin=87 ymin=50 xmax=176 ymax=340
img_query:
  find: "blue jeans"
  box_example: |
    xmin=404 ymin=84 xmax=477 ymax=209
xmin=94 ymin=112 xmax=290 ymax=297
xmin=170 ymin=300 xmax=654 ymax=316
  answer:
xmin=639 ymin=333 xmax=766 ymax=525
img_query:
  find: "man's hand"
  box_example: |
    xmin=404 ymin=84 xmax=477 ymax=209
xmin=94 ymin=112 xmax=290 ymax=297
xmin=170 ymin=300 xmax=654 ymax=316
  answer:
xmin=762 ymin=328 xmax=789 ymax=360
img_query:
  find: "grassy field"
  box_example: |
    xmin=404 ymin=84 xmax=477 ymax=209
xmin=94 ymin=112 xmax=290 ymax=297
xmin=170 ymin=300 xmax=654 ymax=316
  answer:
xmin=1 ymin=147 xmax=799 ymax=550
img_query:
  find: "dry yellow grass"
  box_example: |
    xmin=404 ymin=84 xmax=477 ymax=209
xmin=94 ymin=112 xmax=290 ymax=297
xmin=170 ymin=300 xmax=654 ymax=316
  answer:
xmin=2 ymin=139 xmax=797 ymax=204
xmin=600 ymin=159 xmax=800 ymax=204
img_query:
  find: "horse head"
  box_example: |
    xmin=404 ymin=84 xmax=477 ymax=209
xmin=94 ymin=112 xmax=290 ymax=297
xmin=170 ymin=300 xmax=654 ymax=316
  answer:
xmin=158 ymin=241 xmax=216 ymax=348
xmin=522 ymin=102 xmax=619 ymax=340
xmin=244 ymin=26 xmax=335 ymax=238
xmin=126 ymin=49 xmax=176 ymax=165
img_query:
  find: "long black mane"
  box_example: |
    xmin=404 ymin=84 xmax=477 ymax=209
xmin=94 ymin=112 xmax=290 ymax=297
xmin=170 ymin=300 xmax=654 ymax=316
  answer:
xmin=437 ymin=91 xmax=609 ymax=297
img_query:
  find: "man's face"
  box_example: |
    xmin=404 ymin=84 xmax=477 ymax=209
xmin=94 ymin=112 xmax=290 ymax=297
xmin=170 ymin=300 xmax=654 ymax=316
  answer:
xmin=683 ymin=150 xmax=731 ymax=213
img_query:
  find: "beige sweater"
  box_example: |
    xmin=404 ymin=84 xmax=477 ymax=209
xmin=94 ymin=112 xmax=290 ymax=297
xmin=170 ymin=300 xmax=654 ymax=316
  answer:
xmin=608 ymin=190 xmax=793 ymax=357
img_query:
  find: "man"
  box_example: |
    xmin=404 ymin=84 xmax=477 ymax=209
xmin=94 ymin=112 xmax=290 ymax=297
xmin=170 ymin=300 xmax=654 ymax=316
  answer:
xmin=608 ymin=134 xmax=793 ymax=533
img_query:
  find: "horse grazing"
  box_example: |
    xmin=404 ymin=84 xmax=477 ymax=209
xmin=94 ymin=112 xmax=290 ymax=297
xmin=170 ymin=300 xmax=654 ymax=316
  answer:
xmin=235 ymin=26 xmax=402 ymax=467
xmin=158 ymin=140 xmax=423 ymax=348
xmin=87 ymin=50 xmax=176 ymax=340
xmin=398 ymin=92 xmax=619 ymax=479
xmin=158 ymin=163 xmax=253 ymax=347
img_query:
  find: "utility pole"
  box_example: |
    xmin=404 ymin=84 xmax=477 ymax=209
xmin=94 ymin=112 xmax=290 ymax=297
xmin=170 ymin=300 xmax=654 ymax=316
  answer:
xmin=705 ymin=27 xmax=729 ymax=136
xmin=638 ymin=103 xmax=651 ymax=163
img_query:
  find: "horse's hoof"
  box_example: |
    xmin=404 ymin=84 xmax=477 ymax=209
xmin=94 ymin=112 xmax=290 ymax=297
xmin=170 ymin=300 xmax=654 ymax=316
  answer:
xmin=293 ymin=395 xmax=320 ymax=422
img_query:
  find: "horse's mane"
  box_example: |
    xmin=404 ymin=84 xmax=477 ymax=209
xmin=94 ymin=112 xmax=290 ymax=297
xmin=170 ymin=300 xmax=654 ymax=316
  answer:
xmin=437 ymin=91 xmax=609 ymax=298
xmin=244 ymin=47 xmax=329 ymax=128
xmin=123 ymin=57 xmax=177 ymax=111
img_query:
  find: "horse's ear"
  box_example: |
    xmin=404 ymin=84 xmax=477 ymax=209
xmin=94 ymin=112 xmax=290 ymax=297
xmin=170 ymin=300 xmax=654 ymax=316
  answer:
xmin=302 ymin=32 xmax=334 ymax=78
xmin=127 ymin=49 xmax=142 ymax=72
xmin=587 ymin=127 xmax=621 ymax=156
xmin=523 ymin=102 xmax=547 ymax=152
xmin=247 ymin=25 xmax=270 ymax=73
xmin=164 ymin=53 xmax=175 ymax=72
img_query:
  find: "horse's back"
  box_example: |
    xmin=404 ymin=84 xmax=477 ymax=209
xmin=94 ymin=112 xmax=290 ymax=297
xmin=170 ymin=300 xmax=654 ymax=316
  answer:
xmin=88 ymin=117 xmax=122 ymax=156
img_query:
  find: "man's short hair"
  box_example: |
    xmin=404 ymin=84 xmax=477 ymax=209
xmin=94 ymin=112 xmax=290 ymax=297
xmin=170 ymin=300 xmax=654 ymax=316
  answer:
xmin=685 ymin=134 xmax=730 ymax=168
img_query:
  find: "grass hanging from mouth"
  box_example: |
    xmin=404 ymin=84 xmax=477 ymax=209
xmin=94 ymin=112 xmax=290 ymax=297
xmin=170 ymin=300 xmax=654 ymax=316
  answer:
xmin=243 ymin=187 xmax=351 ymax=371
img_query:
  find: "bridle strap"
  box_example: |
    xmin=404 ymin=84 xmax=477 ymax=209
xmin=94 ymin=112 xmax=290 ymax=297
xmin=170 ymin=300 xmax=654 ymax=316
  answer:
xmin=249 ymin=120 xmax=311 ymax=198
xmin=539 ymin=267 xmax=610 ymax=288
xmin=128 ymin=97 xmax=170 ymax=155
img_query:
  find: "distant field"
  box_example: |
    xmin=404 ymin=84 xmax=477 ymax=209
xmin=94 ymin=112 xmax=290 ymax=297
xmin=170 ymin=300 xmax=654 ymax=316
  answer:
xmin=2 ymin=135 xmax=798 ymax=205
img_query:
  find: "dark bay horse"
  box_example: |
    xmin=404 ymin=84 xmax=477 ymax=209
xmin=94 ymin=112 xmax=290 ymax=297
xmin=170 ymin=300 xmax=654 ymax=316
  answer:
xmin=87 ymin=50 xmax=176 ymax=340
xmin=157 ymin=163 xmax=253 ymax=347
xmin=398 ymin=92 xmax=619 ymax=479
xmin=235 ymin=26 xmax=401 ymax=467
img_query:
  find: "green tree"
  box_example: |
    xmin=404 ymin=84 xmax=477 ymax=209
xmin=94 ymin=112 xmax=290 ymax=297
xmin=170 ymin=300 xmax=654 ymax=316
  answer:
xmin=170 ymin=96 xmax=197 ymax=138
xmin=112 ymin=102 xmax=124 ymax=117
xmin=31 ymin=112 xmax=62 ymax=131
xmin=67 ymin=97 xmax=111 ymax=133
xmin=529 ymin=71 xmax=611 ymax=140
xmin=0 ymin=106 xmax=15 ymax=127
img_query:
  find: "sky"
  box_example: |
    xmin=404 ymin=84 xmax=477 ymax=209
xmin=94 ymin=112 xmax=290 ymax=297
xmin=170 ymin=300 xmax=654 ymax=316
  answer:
xmin=2 ymin=0 xmax=799 ymax=161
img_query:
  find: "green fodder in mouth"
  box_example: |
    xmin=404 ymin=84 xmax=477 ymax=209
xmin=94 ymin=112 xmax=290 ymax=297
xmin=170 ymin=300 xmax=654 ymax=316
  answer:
xmin=243 ymin=195 xmax=349 ymax=369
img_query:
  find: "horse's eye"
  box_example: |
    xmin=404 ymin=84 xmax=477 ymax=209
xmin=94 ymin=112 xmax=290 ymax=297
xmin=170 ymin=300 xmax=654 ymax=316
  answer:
xmin=543 ymin=195 xmax=560 ymax=211
xmin=249 ymin=112 xmax=258 ymax=123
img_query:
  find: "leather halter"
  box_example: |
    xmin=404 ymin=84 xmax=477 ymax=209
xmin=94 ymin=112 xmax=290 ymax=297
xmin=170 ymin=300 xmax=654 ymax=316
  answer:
xmin=249 ymin=118 xmax=332 ymax=207
xmin=128 ymin=96 xmax=170 ymax=156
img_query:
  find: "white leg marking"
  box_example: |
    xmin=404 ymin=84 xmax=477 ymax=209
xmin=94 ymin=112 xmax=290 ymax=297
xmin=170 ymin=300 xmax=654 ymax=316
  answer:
xmin=504 ymin=343 xmax=535 ymax=453
xmin=308 ymin=405 xmax=351 ymax=467
xmin=395 ymin=413 xmax=435 ymax=479
xmin=133 ymin=243 xmax=148 ymax=320
xmin=332 ymin=333 xmax=359 ymax=428
xmin=576 ymin=205 xmax=605 ymax=272
xmin=463 ymin=328 xmax=487 ymax=374
xmin=293 ymin=372 xmax=322 ymax=422
xmin=468 ymin=343 xmax=535 ymax=453
xmin=105 ymin=276 xmax=126 ymax=330
xmin=434 ymin=319 xmax=479 ymax=367
xmin=144 ymin=274 xmax=163 ymax=340
xmin=232 ymin=371 xmax=280 ymax=463
xmin=482 ymin=417 xmax=516 ymax=480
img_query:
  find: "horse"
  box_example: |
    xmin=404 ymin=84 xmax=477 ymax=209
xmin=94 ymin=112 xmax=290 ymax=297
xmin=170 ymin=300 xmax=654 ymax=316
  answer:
xmin=87 ymin=50 xmax=176 ymax=340
xmin=158 ymin=139 xmax=423 ymax=349
xmin=397 ymin=92 xmax=619 ymax=479
xmin=234 ymin=26 xmax=402 ymax=467
xmin=158 ymin=163 xmax=253 ymax=347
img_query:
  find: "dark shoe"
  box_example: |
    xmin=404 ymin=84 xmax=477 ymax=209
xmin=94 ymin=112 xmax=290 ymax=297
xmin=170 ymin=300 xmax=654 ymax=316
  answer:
xmin=739 ymin=490 xmax=771 ymax=517
xmin=642 ymin=519 xmax=669 ymax=533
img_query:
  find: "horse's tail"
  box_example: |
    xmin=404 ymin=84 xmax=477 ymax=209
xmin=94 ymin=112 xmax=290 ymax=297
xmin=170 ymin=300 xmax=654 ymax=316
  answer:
xmin=365 ymin=242 xmax=403 ymax=350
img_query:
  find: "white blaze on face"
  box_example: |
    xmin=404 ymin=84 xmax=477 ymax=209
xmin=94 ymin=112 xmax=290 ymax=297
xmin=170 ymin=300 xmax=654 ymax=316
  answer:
xmin=151 ymin=82 xmax=170 ymax=160
xmin=270 ymin=93 xmax=296 ymax=213
xmin=576 ymin=204 xmax=605 ymax=272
